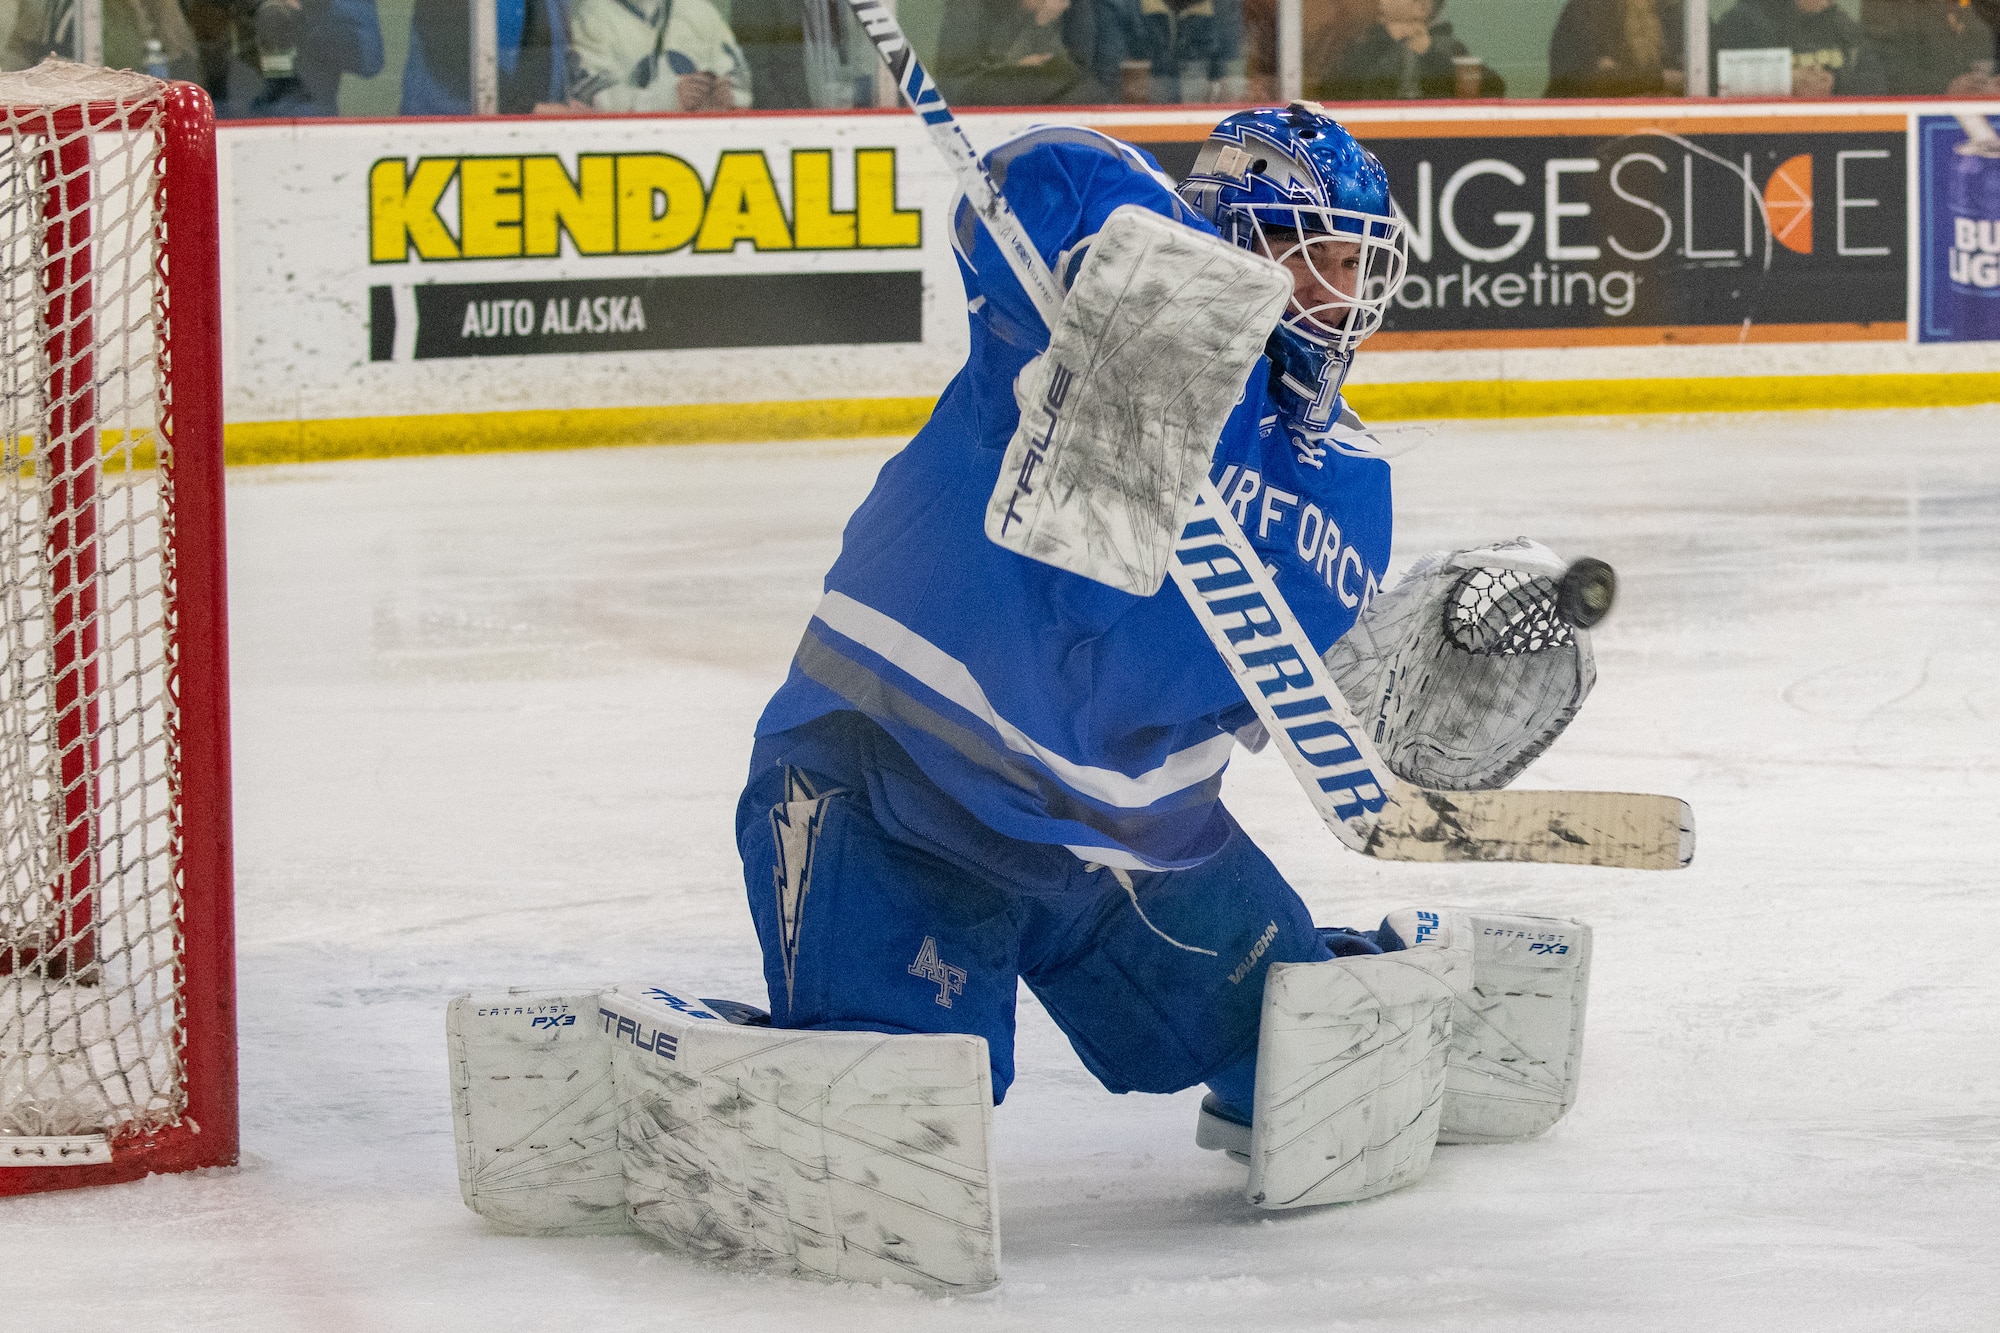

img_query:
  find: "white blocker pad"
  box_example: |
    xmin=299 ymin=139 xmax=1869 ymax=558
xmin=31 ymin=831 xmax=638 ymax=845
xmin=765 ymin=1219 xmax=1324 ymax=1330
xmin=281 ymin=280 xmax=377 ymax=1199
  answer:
xmin=1383 ymin=909 xmax=1593 ymax=1144
xmin=987 ymin=203 xmax=1291 ymax=597
xmin=1245 ymin=949 xmax=1464 ymax=1210
xmin=1326 ymin=538 xmax=1595 ymax=791
xmin=604 ymin=985 xmax=1001 ymax=1293
xmin=447 ymin=989 xmax=632 ymax=1235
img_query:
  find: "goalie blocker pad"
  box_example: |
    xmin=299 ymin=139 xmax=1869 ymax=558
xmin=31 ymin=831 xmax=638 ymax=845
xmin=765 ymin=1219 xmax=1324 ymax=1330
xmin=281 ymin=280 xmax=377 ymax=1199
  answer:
xmin=448 ymin=985 xmax=1000 ymax=1292
xmin=987 ymin=203 xmax=1291 ymax=598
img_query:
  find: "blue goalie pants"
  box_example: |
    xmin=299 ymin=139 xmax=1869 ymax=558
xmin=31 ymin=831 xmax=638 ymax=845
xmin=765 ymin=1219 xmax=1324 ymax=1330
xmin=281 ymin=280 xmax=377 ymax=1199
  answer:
xmin=736 ymin=712 xmax=1344 ymax=1115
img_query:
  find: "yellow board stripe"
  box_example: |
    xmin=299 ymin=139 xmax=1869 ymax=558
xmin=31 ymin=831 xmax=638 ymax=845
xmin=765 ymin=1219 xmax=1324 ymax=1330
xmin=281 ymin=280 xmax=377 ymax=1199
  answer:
xmin=198 ymin=372 xmax=2000 ymax=466
xmin=221 ymin=397 xmax=938 ymax=466
xmin=1345 ymin=372 xmax=2000 ymax=420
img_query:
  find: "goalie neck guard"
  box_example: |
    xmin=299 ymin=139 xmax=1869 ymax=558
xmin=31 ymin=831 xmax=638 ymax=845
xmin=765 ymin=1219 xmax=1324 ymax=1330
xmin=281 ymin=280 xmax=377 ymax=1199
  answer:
xmin=1178 ymin=103 xmax=1407 ymax=430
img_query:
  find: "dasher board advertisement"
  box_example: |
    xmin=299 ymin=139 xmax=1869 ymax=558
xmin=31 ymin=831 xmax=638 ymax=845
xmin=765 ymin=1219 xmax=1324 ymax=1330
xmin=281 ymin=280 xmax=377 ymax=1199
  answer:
xmin=1102 ymin=106 xmax=1918 ymax=353
xmin=1917 ymin=113 xmax=2000 ymax=343
xmin=222 ymin=104 xmax=1976 ymax=433
xmin=223 ymin=114 xmax=961 ymax=426
xmin=1359 ymin=119 xmax=1906 ymax=347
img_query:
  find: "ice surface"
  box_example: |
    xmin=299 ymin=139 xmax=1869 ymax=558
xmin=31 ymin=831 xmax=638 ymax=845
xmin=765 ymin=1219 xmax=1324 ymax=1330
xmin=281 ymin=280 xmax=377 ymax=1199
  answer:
xmin=4 ymin=408 xmax=1998 ymax=1330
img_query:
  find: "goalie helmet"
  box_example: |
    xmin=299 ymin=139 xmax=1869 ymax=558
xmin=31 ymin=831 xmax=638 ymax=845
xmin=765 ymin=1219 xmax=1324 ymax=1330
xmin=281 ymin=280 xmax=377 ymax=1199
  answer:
xmin=1178 ymin=102 xmax=1408 ymax=430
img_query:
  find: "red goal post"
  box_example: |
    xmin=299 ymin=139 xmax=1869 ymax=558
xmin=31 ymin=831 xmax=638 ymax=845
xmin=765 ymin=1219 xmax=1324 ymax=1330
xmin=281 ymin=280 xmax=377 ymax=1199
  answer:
xmin=0 ymin=61 xmax=235 ymax=1196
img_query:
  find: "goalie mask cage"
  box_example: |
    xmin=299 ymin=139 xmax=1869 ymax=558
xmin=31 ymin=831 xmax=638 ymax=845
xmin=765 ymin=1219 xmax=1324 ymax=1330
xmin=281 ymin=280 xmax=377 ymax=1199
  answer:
xmin=0 ymin=62 xmax=234 ymax=1196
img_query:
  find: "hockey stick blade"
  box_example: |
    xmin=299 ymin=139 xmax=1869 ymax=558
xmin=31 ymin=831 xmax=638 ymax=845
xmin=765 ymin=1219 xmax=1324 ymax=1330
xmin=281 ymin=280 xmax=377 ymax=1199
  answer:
xmin=848 ymin=2 xmax=1694 ymax=871
xmin=1362 ymin=789 xmax=1695 ymax=870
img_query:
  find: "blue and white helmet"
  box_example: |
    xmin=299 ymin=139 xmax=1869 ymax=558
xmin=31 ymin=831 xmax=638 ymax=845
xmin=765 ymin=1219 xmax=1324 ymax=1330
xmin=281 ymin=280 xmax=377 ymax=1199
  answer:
xmin=1179 ymin=102 xmax=1407 ymax=428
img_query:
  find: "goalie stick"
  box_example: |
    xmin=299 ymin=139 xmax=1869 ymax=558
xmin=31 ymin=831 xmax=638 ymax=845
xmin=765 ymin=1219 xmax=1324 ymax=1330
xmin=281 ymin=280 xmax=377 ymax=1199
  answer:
xmin=841 ymin=0 xmax=1692 ymax=871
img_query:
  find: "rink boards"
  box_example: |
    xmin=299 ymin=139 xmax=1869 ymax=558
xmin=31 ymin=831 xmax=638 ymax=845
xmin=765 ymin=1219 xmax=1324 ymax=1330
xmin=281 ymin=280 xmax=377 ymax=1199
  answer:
xmin=216 ymin=99 xmax=2000 ymax=463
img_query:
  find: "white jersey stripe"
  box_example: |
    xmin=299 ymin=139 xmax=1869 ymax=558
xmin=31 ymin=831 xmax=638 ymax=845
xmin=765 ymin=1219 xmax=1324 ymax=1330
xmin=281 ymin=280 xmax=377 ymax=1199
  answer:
xmin=813 ymin=590 xmax=1235 ymax=810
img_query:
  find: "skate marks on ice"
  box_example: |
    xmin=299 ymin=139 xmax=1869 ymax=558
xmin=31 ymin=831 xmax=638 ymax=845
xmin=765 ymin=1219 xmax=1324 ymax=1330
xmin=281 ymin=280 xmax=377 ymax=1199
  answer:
xmin=10 ymin=416 xmax=2000 ymax=1329
xmin=1779 ymin=646 xmax=2000 ymax=772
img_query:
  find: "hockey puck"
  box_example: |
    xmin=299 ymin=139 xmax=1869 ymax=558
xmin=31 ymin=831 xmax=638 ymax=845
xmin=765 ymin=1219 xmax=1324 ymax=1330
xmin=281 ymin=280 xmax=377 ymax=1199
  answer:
xmin=1555 ymin=557 xmax=1617 ymax=629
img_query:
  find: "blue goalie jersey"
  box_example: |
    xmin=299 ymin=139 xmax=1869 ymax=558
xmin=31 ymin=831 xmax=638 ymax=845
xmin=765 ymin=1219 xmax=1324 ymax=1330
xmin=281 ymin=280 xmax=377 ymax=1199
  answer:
xmin=754 ymin=127 xmax=1393 ymax=873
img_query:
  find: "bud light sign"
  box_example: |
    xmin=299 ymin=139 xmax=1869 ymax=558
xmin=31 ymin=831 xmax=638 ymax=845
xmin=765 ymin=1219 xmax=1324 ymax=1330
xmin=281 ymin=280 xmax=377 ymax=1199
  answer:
xmin=1919 ymin=114 xmax=2000 ymax=343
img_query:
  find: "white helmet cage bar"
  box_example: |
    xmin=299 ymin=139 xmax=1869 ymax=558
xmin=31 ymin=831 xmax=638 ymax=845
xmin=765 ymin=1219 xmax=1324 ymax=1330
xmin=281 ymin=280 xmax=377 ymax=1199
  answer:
xmin=1229 ymin=203 xmax=1408 ymax=354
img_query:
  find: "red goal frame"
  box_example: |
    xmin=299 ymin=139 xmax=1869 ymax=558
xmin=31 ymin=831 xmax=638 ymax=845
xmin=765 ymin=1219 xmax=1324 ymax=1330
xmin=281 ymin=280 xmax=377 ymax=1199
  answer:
xmin=0 ymin=82 xmax=236 ymax=1197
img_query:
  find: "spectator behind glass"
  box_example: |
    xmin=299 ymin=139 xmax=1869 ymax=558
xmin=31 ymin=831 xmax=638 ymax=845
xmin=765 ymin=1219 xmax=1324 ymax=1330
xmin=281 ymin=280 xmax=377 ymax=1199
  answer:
xmin=733 ymin=0 xmax=807 ymax=107
xmin=183 ymin=2 xmax=236 ymax=100
xmin=735 ymin=0 xmax=879 ymax=109
xmin=1322 ymin=0 xmax=1504 ymax=98
xmin=2 ymin=0 xmax=199 ymax=75
xmin=1863 ymin=0 xmax=2000 ymax=93
xmin=1546 ymin=0 xmax=1685 ymax=95
xmin=1246 ymin=0 xmax=1375 ymax=102
xmin=1092 ymin=0 xmax=1247 ymax=103
xmin=402 ymin=0 xmax=576 ymax=115
xmin=937 ymin=0 xmax=1104 ymax=104
xmin=1712 ymin=0 xmax=1888 ymax=94
xmin=235 ymin=0 xmax=383 ymax=115
xmin=571 ymin=0 xmax=752 ymax=110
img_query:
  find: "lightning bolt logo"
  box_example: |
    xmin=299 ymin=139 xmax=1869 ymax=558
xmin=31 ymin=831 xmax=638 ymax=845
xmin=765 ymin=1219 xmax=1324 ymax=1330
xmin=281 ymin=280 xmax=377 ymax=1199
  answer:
xmin=770 ymin=767 xmax=839 ymax=1010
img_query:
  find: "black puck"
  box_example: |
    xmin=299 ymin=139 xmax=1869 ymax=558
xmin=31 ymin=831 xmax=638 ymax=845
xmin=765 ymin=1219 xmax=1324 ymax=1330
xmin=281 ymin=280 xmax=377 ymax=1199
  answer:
xmin=1555 ymin=557 xmax=1616 ymax=629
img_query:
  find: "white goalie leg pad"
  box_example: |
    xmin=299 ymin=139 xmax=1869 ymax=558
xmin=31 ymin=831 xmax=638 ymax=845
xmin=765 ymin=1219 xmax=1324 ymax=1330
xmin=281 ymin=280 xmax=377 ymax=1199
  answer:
xmin=987 ymin=202 xmax=1291 ymax=598
xmin=605 ymin=985 xmax=1000 ymax=1293
xmin=447 ymin=989 xmax=632 ymax=1235
xmin=1245 ymin=949 xmax=1464 ymax=1210
xmin=1384 ymin=908 xmax=1593 ymax=1144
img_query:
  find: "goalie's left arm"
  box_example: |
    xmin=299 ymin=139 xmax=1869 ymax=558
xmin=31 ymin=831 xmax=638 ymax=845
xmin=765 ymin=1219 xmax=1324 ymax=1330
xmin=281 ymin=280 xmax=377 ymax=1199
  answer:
xmin=1324 ymin=537 xmax=1607 ymax=791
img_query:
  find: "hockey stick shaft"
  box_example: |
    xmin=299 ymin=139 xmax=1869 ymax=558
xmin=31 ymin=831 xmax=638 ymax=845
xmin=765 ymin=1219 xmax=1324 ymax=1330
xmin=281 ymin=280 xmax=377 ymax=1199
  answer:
xmin=844 ymin=3 xmax=1691 ymax=869
xmin=843 ymin=1 xmax=1066 ymax=321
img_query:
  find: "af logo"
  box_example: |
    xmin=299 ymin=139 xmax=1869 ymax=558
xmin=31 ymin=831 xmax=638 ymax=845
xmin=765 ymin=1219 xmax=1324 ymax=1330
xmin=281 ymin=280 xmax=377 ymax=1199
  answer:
xmin=908 ymin=936 xmax=966 ymax=1008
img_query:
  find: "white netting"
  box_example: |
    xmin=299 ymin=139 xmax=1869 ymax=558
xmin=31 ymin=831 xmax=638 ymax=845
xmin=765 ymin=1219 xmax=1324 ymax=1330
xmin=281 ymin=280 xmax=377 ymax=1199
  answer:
xmin=0 ymin=61 xmax=180 ymax=1140
xmin=1443 ymin=566 xmax=1578 ymax=657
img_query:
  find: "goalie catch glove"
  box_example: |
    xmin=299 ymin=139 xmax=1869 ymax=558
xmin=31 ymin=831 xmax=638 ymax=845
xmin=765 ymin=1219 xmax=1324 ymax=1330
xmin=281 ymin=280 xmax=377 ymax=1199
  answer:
xmin=1325 ymin=537 xmax=1596 ymax=791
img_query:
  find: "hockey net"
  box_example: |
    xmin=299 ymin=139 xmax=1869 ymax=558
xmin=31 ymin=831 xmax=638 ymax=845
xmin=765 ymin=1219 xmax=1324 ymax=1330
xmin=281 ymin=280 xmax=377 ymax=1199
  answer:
xmin=0 ymin=61 xmax=234 ymax=1191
